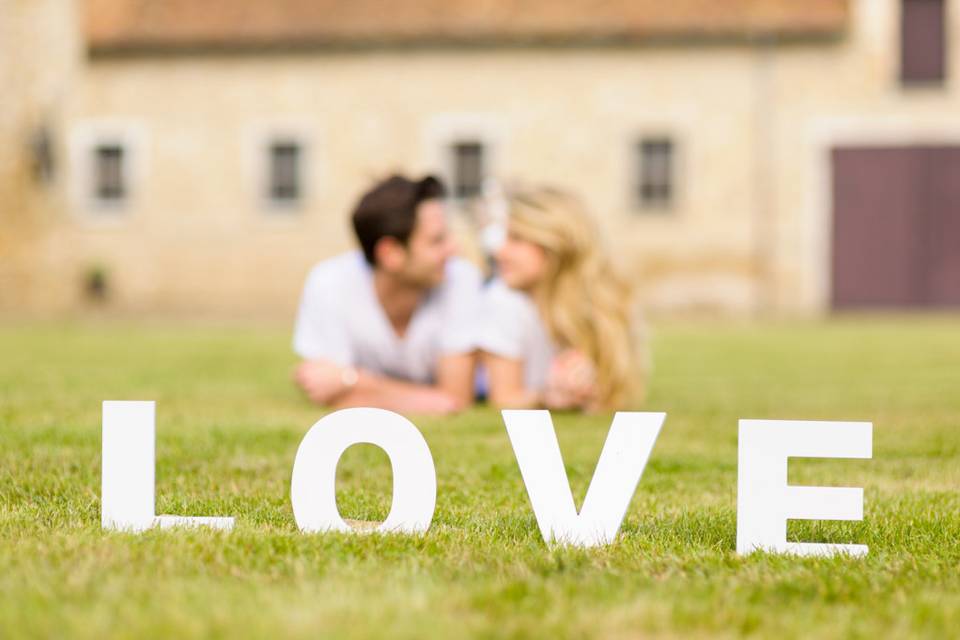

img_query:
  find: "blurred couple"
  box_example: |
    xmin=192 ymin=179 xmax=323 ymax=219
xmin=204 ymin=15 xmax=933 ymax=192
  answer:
xmin=293 ymin=174 xmax=647 ymax=415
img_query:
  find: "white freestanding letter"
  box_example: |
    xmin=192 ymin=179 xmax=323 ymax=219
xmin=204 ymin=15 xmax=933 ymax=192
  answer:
xmin=290 ymin=408 xmax=436 ymax=534
xmin=102 ymin=401 xmax=155 ymax=531
xmin=736 ymin=419 xmax=872 ymax=557
xmin=502 ymin=410 xmax=665 ymax=547
xmin=101 ymin=400 xmax=235 ymax=532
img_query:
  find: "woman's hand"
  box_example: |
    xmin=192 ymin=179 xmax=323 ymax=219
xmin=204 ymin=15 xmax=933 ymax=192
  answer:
xmin=544 ymin=350 xmax=597 ymax=410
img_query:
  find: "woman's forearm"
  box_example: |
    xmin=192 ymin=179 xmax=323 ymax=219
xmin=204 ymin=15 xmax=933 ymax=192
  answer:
xmin=488 ymin=386 xmax=542 ymax=410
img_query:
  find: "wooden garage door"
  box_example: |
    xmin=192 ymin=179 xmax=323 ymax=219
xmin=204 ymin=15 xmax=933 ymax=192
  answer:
xmin=832 ymin=146 xmax=960 ymax=308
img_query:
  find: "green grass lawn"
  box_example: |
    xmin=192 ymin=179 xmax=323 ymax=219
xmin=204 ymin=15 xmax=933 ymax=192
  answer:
xmin=1 ymin=316 xmax=958 ymax=638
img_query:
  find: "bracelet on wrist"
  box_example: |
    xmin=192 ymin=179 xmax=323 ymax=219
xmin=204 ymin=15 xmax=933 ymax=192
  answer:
xmin=340 ymin=366 xmax=359 ymax=389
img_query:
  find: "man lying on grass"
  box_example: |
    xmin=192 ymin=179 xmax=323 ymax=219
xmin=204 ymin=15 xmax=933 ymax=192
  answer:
xmin=293 ymin=175 xmax=482 ymax=415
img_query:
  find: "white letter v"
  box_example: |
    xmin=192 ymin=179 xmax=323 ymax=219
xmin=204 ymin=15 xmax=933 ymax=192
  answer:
xmin=502 ymin=410 xmax=665 ymax=547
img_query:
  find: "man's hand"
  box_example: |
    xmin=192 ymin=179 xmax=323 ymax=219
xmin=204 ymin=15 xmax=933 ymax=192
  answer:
xmin=294 ymin=360 xmax=348 ymax=405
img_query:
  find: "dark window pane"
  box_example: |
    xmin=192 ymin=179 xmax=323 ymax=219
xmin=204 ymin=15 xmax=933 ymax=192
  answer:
xmin=901 ymin=0 xmax=946 ymax=84
xmin=452 ymin=141 xmax=484 ymax=199
xmin=638 ymin=138 xmax=674 ymax=209
xmin=270 ymin=142 xmax=300 ymax=202
xmin=95 ymin=145 xmax=125 ymax=201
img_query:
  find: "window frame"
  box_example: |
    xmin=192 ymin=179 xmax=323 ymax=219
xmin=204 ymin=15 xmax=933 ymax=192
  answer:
xmin=265 ymin=138 xmax=305 ymax=208
xmin=449 ymin=139 xmax=487 ymax=202
xmin=93 ymin=143 xmax=127 ymax=204
xmin=246 ymin=121 xmax=317 ymax=217
xmin=69 ymin=120 xmax=147 ymax=219
xmin=423 ymin=114 xmax=504 ymax=211
xmin=634 ymin=135 xmax=679 ymax=213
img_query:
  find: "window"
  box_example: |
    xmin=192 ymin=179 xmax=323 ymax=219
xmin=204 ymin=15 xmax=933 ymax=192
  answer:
xmin=71 ymin=122 xmax=145 ymax=216
xmin=901 ymin=0 xmax=946 ymax=85
xmin=637 ymin=138 xmax=675 ymax=210
xmin=268 ymin=141 xmax=302 ymax=204
xmin=93 ymin=144 xmax=125 ymax=203
xmin=451 ymin=141 xmax=485 ymax=200
xmin=30 ymin=126 xmax=55 ymax=185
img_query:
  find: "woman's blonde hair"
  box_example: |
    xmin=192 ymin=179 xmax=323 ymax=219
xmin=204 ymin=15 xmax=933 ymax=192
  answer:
xmin=507 ymin=186 xmax=648 ymax=409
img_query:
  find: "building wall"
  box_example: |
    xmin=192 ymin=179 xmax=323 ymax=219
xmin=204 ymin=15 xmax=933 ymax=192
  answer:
xmin=6 ymin=0 xmax=958 ymax=317
xmin=50 ymin=44 xmax=770 ymax=317
xmin=0 ymin=0 xmax=81 ymax=313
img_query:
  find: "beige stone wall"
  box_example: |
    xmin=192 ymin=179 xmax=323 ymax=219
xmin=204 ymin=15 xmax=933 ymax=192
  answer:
xmin=0 ymin=0 xmax=80 ymax=313
xmin=7 ymin=0 xmax=958 ymax=318
xmin=49 ymin=44 xmax=767 ymax=318
xmin=0 ymin=0 xmax=37 ymax=309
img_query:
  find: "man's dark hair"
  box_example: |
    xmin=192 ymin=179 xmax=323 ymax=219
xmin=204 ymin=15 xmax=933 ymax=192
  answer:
xmin=351 ymin=174 xmax=447 ymax=266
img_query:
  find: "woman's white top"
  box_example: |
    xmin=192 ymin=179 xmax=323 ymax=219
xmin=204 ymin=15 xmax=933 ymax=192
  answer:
xmin=478 ymin=279 xmax=558 ymax=391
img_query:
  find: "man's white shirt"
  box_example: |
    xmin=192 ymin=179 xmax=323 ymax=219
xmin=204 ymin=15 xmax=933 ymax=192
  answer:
xmin=293 ymin=251 xmax=482 ymax=383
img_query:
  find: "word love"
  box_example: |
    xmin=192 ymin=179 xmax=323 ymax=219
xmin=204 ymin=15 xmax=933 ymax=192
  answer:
xmin=101 ymin=401 xmax=872 ymax=556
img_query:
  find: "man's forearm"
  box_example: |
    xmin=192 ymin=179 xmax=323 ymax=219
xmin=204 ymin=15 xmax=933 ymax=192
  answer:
xmin=331 ymin=369 xmax=462 ymax=415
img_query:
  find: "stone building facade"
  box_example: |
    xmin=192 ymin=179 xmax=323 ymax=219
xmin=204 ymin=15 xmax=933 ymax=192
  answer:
xmin=2 ymin=0 xmax=957 ymax=317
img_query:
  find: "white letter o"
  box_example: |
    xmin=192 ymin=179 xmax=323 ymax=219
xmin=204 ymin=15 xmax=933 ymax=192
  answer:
xmin=291 ymin=408 xmax=436 ymax=534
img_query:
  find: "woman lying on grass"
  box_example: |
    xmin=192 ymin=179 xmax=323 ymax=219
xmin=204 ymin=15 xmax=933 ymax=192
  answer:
xmin=479 ymin=186 xmax=648 ymax=412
